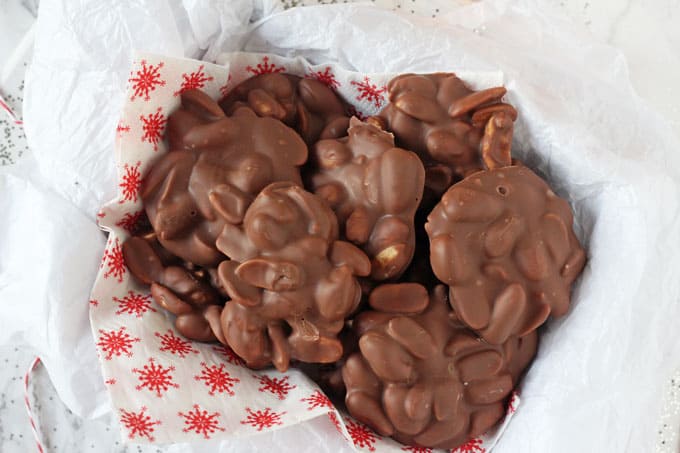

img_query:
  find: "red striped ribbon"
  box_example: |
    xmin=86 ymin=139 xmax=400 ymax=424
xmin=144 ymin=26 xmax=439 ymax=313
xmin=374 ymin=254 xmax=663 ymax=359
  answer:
xmin=0 ymin=94 xmax=23 ymax=125
xmin=24 ymin=357 xmax=45 ymax=453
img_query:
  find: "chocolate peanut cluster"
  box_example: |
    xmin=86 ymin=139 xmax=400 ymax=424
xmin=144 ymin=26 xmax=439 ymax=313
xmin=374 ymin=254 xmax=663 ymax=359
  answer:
xmin=123 ymin=233 xmax=224 ymax=342
xmin=216 ymin=182 xmax=370 ymax=372
xmin=121 ymin=71 xmax=585 ymax=451
xmin=309 ymin=118 xmax=425 ymax=280
xmin=378 ymin=73 xmax=516 ymax=199
xmin=219 ymin=73 xmax=350 ymax=145
xmin=142 ymin=89 xmax=307 ymax=266
xmin=426 ymin=165 xmax=586 ymax=344
xmin=343 ymin=284 xmax=537 ymax=449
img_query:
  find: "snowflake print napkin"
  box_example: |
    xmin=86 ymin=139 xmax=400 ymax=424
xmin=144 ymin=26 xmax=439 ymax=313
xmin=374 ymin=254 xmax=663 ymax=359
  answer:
xmin=91 ymin=51 xmax=516 ymax=452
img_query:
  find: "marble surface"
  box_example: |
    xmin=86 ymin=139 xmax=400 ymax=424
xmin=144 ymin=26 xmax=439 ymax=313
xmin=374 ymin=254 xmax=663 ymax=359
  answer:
xmin=1 ymin=0 xmax=680 ymax=452
xmin=0 ymin=0 xmax=32 ymax=166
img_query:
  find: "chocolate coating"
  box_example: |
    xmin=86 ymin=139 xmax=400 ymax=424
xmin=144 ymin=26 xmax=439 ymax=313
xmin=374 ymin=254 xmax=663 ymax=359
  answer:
xmin=342 ymin=284 xmax=536 ymax=450
xmin=296 ymin=326 xmax=359 ymax=403
xmin=216 ymin=182 xmax=371 ymax=372
xmin=309 ymin=118 xmax=425 ymax=280
xmin=378 ymin=73 xmax=517 ymax=196
xmin=426 ymin=166 xmax=586 ymax=344
xmin=141 ymin=89 xmax=308 ymax=267
xmin=122 ymin=235 xmax=224 ymax=342
xmin=220 ymin=73 xmax=351 ymax=145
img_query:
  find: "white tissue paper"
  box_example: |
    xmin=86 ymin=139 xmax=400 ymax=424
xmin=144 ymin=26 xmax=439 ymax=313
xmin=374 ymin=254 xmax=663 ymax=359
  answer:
xmin=3 ymin=0 xmax=679 ymax=451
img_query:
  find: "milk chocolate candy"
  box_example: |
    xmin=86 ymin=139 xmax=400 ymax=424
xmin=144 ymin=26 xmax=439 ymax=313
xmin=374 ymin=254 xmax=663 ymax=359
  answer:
xmin=141 ymin=89 xmax=308 ymax=267
xmin=220 ymin=73 xmax=351 ymax=145
xmin=122 ymin=234 xmax=224 ymax=342
xmin=216 ymin=182 xmax=371 ymax=372
xmin=342 ymin=284 xmax=537 ymax=450
xmin=296 ymin=327 xmax=359 ymax=402
xmin=378 ymin=73 xmax=516 ymax=196
xmin=309 ymin=118 xmax=425 ymax=280
xmin=426 ymin=165 xmax=586 ymax=344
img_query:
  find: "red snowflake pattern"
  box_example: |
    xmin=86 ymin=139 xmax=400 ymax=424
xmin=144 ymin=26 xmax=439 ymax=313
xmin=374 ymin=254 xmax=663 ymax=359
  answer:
xmin=195 ymin=362 xmax=240 ymax=396
xmin=309 ymin=67 xmax=340 ymax=90
xmin=246 ymin=56 xmax=285 ymax=75
xmin=115 ymin=210 xmax=149 ymax=235
xmin=102 ymin=238 xmax=126 ymax=282
xmin=113 ymin=291 xmax=156 ymax=317
xmin=254 ymin=374 xmax=296 ymax=400
xmin=219 ymin=73 xmax=233 ymax=98
xmin=327 ymin=411 xmax=344 ymax=436
xmin=118 ymin=161 xmax=142 ymax=203
xmin=132 ymin=358 xmax=179 ymax=397
xmin=350 ymin=76 xmax=387 ymax=108
xmin=301 ymin=390 xmax=333 ymax=410
xmin=212 ymin=344 xmax=245 ymax=366
xmin=116 ymin=121 xmax=131 ymax=135
xmin=140 ymin=108 xmax=167 ymax=151
xmin=179 ymin=404 xmax=225 ymax=439
xmin=402 ymin=447 xmax=432 ymax=453
xmin=451 ymin=438 xmax=485 ymax=453
xmin=105 ymin=378 xmax=116 ymax=385
xmin=240 ymin=407 xmax=285 ymax=431
xmin=156 ymin=330 xmax=198 ymax=358
xmin=89 ymin=299 xmax=99 ymax=307
xmin=120 ymin=406 xmax=161 ymax=441
xmin=174 ymin=65 xmax=215 ymax=96
xmin=345 ymin=418 xmax=380 ymax=452
xmin=507 ymin=390 xmax=519 ymax=415
xmin=346 ymin=105 xmax=368 ymax=121
xmin=128 ymin=60 xmax=166 ymax=101
xmin=97 ymin=327 xmax=140 ymax=360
